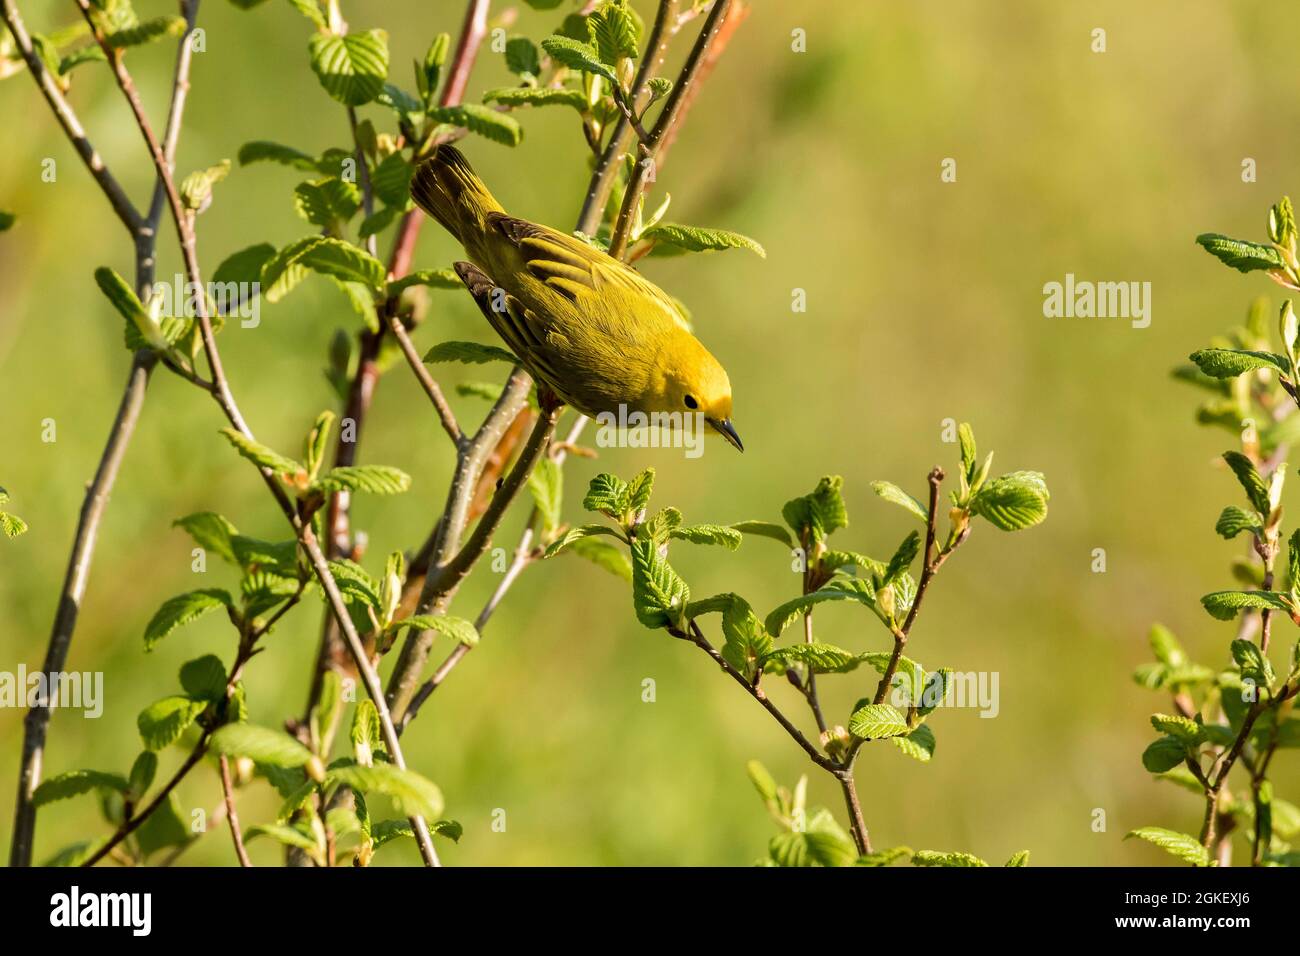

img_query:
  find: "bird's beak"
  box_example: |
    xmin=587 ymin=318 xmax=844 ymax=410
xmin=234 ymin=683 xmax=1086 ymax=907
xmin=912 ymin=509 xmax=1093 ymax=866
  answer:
xmin=707 ymin=417 xmax=744 ymax=453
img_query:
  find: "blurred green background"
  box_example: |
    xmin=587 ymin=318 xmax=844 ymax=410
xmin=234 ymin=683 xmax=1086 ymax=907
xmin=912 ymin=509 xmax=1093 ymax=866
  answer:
xmin=3 ymin=0 xmax=1299 ymax=866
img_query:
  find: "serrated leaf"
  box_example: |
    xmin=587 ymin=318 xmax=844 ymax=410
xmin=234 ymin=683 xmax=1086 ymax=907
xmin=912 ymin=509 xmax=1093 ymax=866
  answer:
xmin=670 ymin=524 xmax=742 ymax=550
xmin=1142 ymin=735 xmax=1188 ymax=773
xmin=583 ymin=473 xmax=629 ymax=518
xmin=642 ymin=223 xmax=765 ymax=258
xmin=629 ymin=538 xmax=689 ymax=629
xmin=1231 ymin=638 xmax=1275 ymax=686
xmin=423 ymin=340 xmax=519 ymax=365
xmin=179 ymin=654 xmax=227 ymax=702
xmin=1125 ymin=827 xmax=1208 ymax=866
xmin=33 ymin=770 xmax=129 ymax=807
xmin=144 ymin=589 xmax=232 ymax=650
xmin=763 ymin=578 xmax=876 ymax=637
xmin=1195 ymin=233 xmax=1286 ymax=274
xmin=568 ymin=537 xmax=632 ymax=580
xmin=1189 ymin=348 xmax=1290 ymax=379
xmin=730 ymin=520 xmax=793 ymax=547
xmin=588 ymin=0 xmax=639 ymax=64
xmin=95 ymin=265 xmax=167 ymax=351
xmin=768 ymin=830 xmax=858 ymax=868
xmin=1200 ymin=590 xmax=1291 ymax=621
xmin=884 ymin=531 xmax=921 ymax=583
xmin=238 ymin=140 xmax=318 ymax=170
xmin=1223 ymin=451 xmax=1271 ymax=515
xmin=328 ymin=558 xmax=381 ymax=609
xmin=540 ymin=35 xmax=616 ymax=83
xmin=262 ymin=236 xmax=387 ymax=298
xmin=891 ymin=725 xmax=936 ymax=762
xmin=527 ymin=459 xmax=562 ymax=532
xmin=870 ymin=481 xmax=928 ymax=522
xmin=783 ymin=476 xmax=848 ymax=543
xmin=970 ymin=471 xmax=1049 ymax=531
xmin=219 ymin=427 xmax=306 ymax=481
xmin=483 ymin=86 xmax=587 ymax=111
xmin=211 ymin=243 xmax=275 ymax=315
xmin=314 ymin=465 xmax=412 ymax=495
xmin=428 ymin=104 xmax=523 ymax=146
xmin=857 ymin=846 xmax=913 ymax=867
xmin=246 ymin=822 xmax=321 ymax=853
xmin=504 ymin=36 xmax=541 ymax=77
xmin=137 ymin=696 xmax=208 ymax=751
xmin=179 ymin=160 xmax=231 ymax=212
xmin=1150 ymin=713 xmax=1205 ymax=745
xmin=173 ymin=512 xmax=239 ymax=564
xmin=543 ymin=523 xmax=626 ymax=558
xmin=308 ymin=30 xmax=389 ymax=106
xmin=760 ymin=642 xmax=862 ymax=674
xmin=848 ymin=703 xmax=909 ymax=740
xmin=911 ymin=850 xmax=987 ymax=867
xmin=387 ymin=614 xmax=479 ymax=647
xmin=106 ymin=15 xmax=186 ymax=49
xmin=210 ymin=723 xmax=314 ymax=768
xmin=326 ymin=763 xmax=444 ymax=821
xmin=1216 ymin=505 xmax=1263 ymax=539
xmin=388 ymin=269 xmax=461 ymax=296
xmin=293 ymin=177 xmax=361 ymax=230
xmin=720 ymin=596 xmax=770 ymax=680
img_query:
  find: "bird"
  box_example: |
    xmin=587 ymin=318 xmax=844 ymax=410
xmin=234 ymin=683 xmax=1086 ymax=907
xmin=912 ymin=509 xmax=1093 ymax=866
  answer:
xmin=409 ymin=145 xmax=743 ymax=452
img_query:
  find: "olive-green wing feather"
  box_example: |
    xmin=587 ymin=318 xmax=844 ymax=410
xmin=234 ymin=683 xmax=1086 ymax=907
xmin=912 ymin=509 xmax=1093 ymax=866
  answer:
xmin=486 ymin=213 xmax=691 ymax=334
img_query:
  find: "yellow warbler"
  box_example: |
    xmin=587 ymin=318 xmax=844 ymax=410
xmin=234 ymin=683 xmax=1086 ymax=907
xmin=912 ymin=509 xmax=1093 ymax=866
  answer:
xmin=410 ymin=146 xmax=743 ymax=451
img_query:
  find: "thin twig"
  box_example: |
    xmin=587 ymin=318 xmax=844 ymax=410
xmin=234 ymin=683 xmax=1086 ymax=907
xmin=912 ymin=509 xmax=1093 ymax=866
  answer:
xmin=388 ymin=315 xmax=463 ymax=445
xmin=219 ymin=756 xmax=252 ymax=867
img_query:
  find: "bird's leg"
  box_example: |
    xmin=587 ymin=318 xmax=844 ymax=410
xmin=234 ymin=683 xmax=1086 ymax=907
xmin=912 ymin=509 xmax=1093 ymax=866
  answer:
xmin=537 ymin=386 xmax=565 ymax=415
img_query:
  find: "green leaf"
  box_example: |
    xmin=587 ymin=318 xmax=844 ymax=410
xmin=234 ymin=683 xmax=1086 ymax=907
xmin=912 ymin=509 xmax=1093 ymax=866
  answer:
xmin=293 ymin=177 xmax=361 ymax=230
xmin=1195 ymin=233 xmax=1287 ymax=274
xmin=629 ymin=538 xmax=689 ymax=629
xmin=1150 ymin=714 xmax=1205 ymax=745
xmin=428 ymin=104 xmax=523 ymax=147
xmin=857 ymin=846 xmax=914 ymax=867
xmin=211 ymin=244 xmax=275 ymax=315
xmin=1 ymin=511 xmax=29 ymax=538
xmin=388 ymin=269 xmax=462 ymax=296
xmin=237 ymin=140 xmax=318 ymax=170
xmin=746 ymin=760 xmax=779 ymax=805
xmin=911 ymin=850 xmax=987 ymax=867
xmin=763 ymin=579 xmax=876 ymax=637
xmin=387 ymin=614 xmax=479 ymax=647
xmin=760 ymin=642 xmax=862 ymax=674
xmin=314 ymin=465 xmax=412 ymax=495
xmin=144 ymin=589 xmax=233 ymax=650
xmin=884 ymin=531 xmax=921 ymax=582
xmin=870 ymin=481 xmax=928 ymax=522
xmin=783 ymin=476 xmax=848 ymax=543
xmin=731 ymin=520 xmax=794 ymax=548
xmin=1142 ymin=735 xmax=1188 ymax=773
xmin=33 ymin=770 xmax=129 ymax=807
xmin=862 ymin=651 xmax=928 ymax=704
xmin=370 ymin=152 xmax=414 ymax=207
xmin=1148 ymin=624 xmax=1187 ymax=667
xmin=483 ymin=86 xmax=587 ymax=111
xmin=128 ymin=752 xmax=157 ymax=798
xmin=670 ymin=524 xmax=742 ymax=550
xmin=768 ymin=830 xmax=858 ymax=868
xmin=1189 ymin=348 xmax=1290 ymax=379
xmin=568 ymin=537 xmax=633 ymax=580
xmin=245 ymin=822 xmax=321 ymax=854
xmin=179 ymin=655 xmax=227 ymax=702
xmin=891 ymin=725 xmax=936 ymax=762
xmin=219 ymin=427 xmax=306 ymax=480
xmin=848 ymin=703 xmax=909 ymax=740
xmin=173 ymin=512 xmax=239 ymax=564
xmin=308 ymin=30 xmax=389 ymax=106
xmin=326 ymin=763 xmax=444 ymax=821
xmin=1200 ymin=590 xmax=1291 ymax=621
xmin=587 ymin=0 xmax=639 ymax=64
xmin=1125 ymin=827 xmax=1209 ymax=866
xmin=137 ymin=696 xmax=208 ymax=751
xmin=642 ymin=223 xmax=766 ymax=258
xmin=285 ymin=0 xmax=326 ymax=28
xmin=1216 ymin=506 xmax=1263 ymax=540
xmin=328 ymin=559 xmax=381 ymax=609
xmin=135 ymin=793 xmax=190 ymax=857
xmin=543 ymin=523 xmax=627 ymax=558
xmin=719 ymin=596 xmax=770 ymax=680
xmin=540 ymin=35 xmax=616 ymax=83
xmin=970 ymin=471 xmax=1049 ymax=531
xmin=1223 ymin=451 xmax=1271 ymax=515
xmin=263 ymin=236 xmax=387 ymax=298
xmin=423 ymin=340 xmax=519 ymax=365
xmin=179 ymin=160 xmax=231 ymax=212
xmin=527 ymin=459 xmax=563 ymax=532
xmin=583 ymin=473 xmax=629 ymax=518
xmin=210 ymin=723 xmax=314 ymax=768
xmin=95 ymin=266 xmax=167 ymax=351
xmin=504 ymin=36 xmax=541 ymax=77
xmin=1231 ymin=638 xmax=1275 ymax=686
xmin=106 ymin=15 xmax=186 ymax=49
xmin=625 ymin=468 xmax=655 ymax=516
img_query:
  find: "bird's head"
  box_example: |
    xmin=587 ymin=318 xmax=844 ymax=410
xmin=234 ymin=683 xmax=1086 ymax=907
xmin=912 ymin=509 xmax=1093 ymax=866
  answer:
xmin=663 ymin=339 xmax=743 ymax=453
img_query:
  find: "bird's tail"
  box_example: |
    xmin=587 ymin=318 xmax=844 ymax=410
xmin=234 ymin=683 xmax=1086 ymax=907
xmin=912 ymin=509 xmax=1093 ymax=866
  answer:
xmin=410 ymin=145 xmax=504 ymax=251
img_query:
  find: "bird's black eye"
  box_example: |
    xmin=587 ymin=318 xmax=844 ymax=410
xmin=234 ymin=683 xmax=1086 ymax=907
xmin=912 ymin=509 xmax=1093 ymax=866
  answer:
xmin=684 ymin=394 xmax=698 ymax=410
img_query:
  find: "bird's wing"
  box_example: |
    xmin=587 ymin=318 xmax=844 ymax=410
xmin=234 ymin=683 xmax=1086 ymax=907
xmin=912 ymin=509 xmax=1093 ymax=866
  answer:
xmin=453 ymin=260 xmax=573 ymax=398
xmin=487 ymin=213 xmax=691 ymax=333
